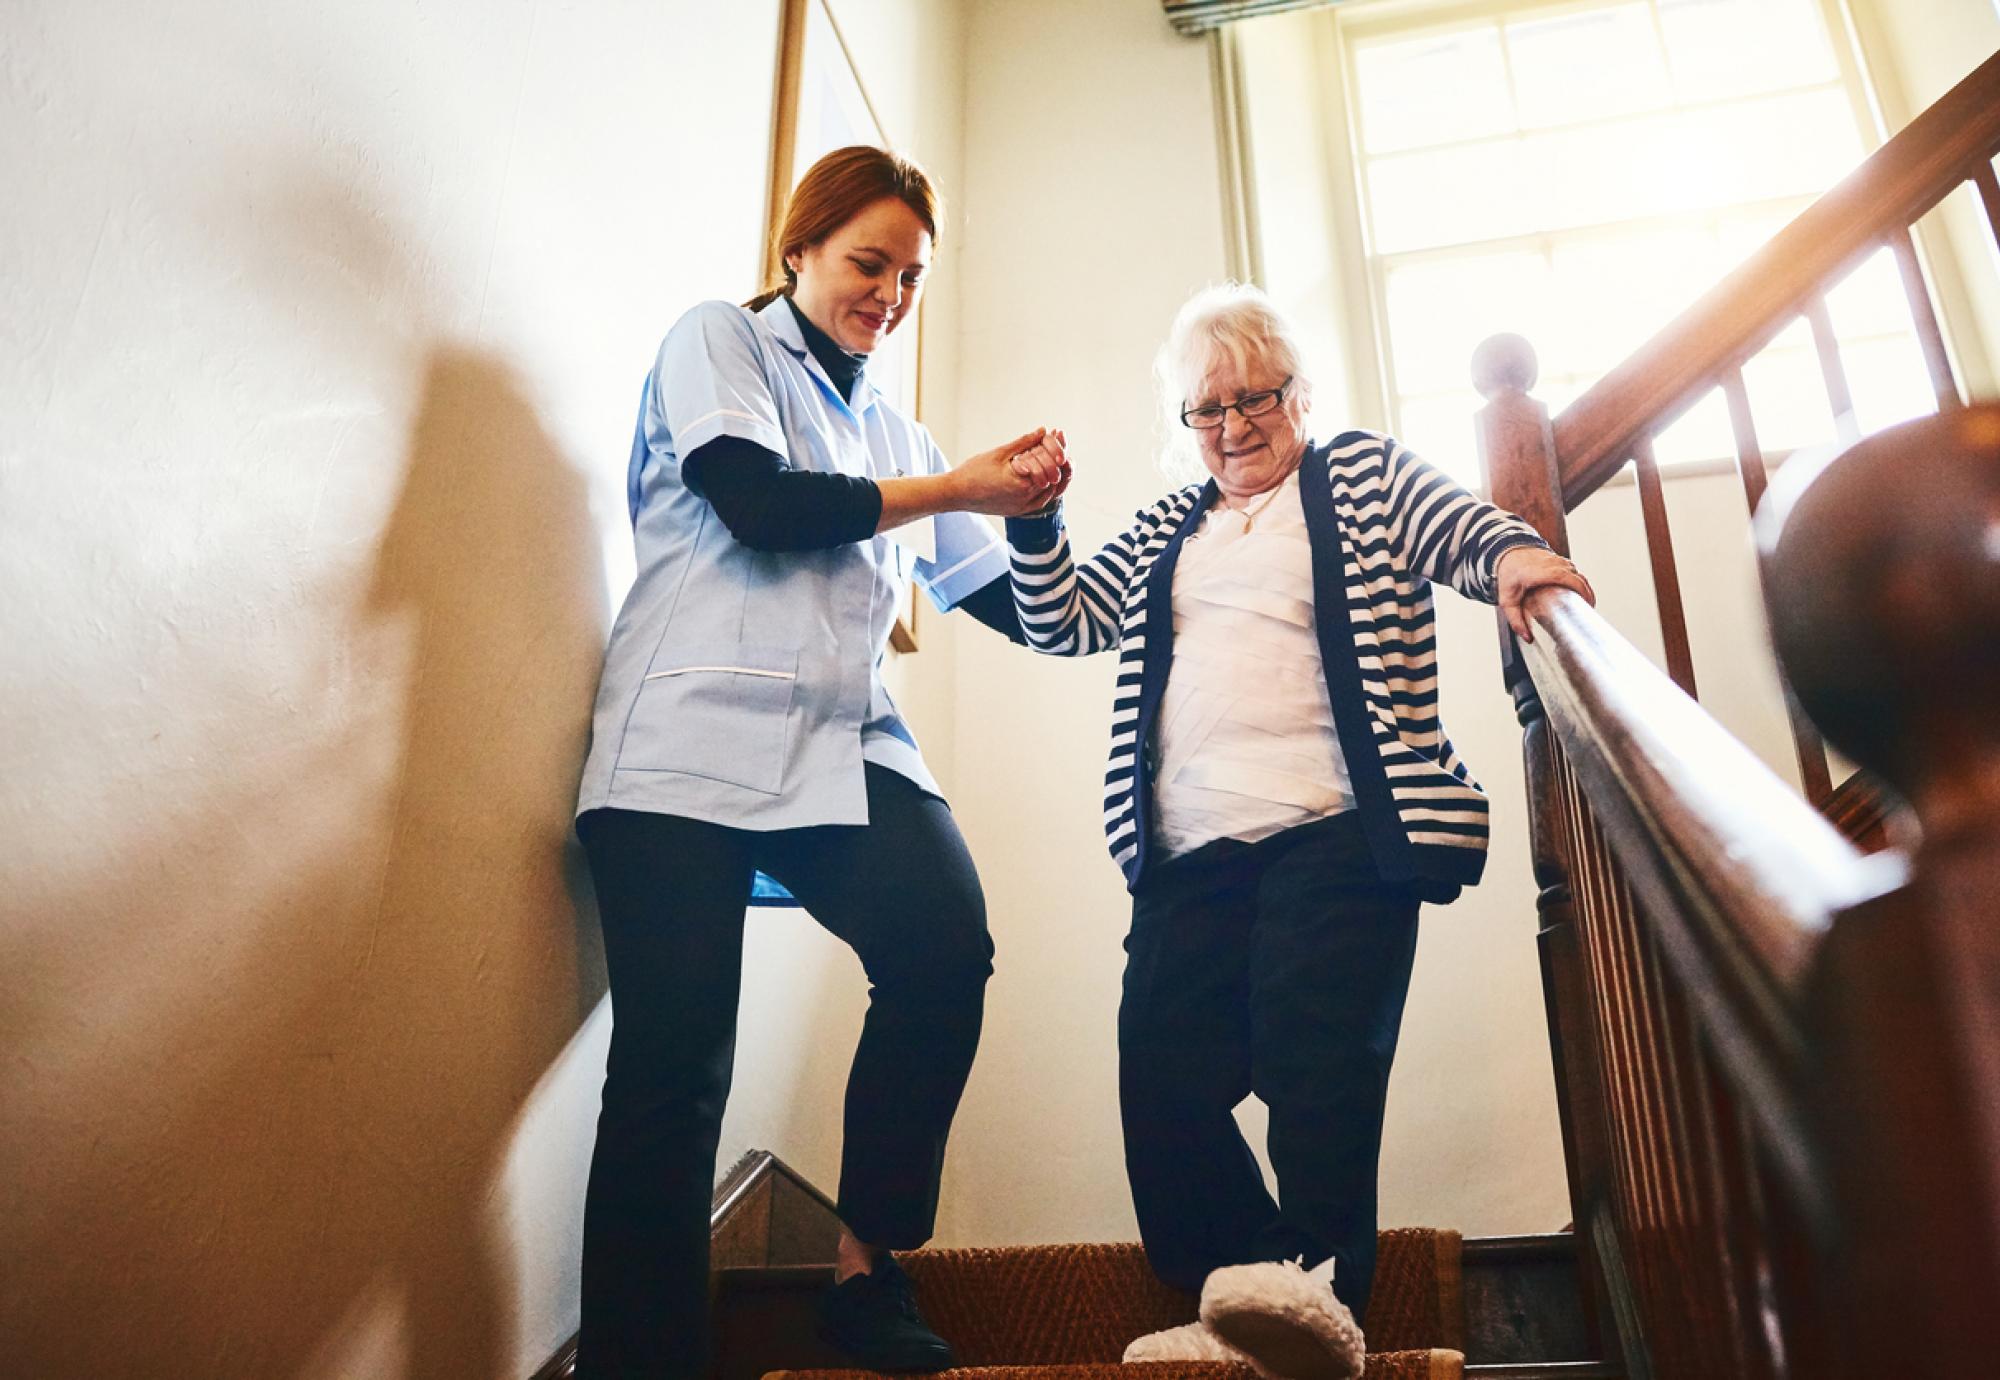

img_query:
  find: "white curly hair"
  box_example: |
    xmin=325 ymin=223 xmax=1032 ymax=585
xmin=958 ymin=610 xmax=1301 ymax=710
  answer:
xmin=1153 ymin=282 xmax=1313 ymax=484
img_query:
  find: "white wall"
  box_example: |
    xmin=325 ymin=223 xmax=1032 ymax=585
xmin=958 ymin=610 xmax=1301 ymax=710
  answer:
xmin=0 ymin=1 xmax=963 ymax=1374
xmin=921 ymin=0 xmax=1573 ymax=1249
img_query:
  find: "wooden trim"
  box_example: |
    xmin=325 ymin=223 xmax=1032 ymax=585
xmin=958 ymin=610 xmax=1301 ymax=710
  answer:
xmin=1210 ymin=25 xmax=1265 ymax=286
xmin=1462 ymin=1233 xmax=1581 ymax=1266
xmin=760 ymin=0 xmax=809 ymax=296
xmin=1550 ymin=49 xmax=2000 ymax=504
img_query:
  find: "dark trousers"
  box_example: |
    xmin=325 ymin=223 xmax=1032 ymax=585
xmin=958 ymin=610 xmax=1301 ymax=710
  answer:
xmin=1119 ymin=811 xmax=1420 ymax=1323
xmin=574 ymin=764 xmax=993 ymax=1380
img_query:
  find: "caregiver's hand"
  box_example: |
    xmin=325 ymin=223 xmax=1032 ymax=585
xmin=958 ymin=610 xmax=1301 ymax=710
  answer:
xmin=948 ymin=426 xmax=1068 ymax=517
xmin=1009 ymin=428 xmax=1071 ymax=507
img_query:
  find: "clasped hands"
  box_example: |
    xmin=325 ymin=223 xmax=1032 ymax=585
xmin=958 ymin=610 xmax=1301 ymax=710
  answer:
xmin=950 ymin=427 xmax=1072 ymax=517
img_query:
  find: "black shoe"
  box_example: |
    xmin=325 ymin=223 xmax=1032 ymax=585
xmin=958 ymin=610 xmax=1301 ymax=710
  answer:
xmin=816 ymin=1254 xmax=957 ymax=1372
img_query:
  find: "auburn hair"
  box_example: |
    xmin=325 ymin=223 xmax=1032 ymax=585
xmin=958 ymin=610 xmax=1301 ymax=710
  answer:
xmin=745 ymin=145 xmax=941 ymax=311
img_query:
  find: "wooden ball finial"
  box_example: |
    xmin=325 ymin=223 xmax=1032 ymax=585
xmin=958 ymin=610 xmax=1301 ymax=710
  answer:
xmin=1756 ymin=405 xmax=2000 ymax=842
xmin=1472 ymin=333 xmax=1540 ymax=399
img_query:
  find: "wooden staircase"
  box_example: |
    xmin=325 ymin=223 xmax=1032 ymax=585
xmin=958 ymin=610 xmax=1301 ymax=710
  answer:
xmin=690 ymin=1154 xmax=1614 ymax=1380
xmin=1472 ymin=44 xmax=2000 ymax=1380
xmin=537 ymin=45 xmax=2000 ymax=1380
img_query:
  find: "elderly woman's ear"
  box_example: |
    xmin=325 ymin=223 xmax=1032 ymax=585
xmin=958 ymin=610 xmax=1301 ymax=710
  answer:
xmin=1495 ymin=545 xmax=1595 ymax=643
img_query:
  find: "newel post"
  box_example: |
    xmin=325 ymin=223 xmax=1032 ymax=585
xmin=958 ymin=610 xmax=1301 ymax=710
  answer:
xmin=1472 ymin=334 xmax=1612 ymax=1354
xmin=1757 ymin=404 xmax=2000 ymax=1374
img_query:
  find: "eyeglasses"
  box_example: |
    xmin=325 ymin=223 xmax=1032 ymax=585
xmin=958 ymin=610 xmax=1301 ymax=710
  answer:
xmin=1180 ymin=376 xmax=1294 ymax=429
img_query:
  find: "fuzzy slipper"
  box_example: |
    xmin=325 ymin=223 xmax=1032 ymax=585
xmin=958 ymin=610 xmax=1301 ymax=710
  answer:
xmin=1198 ymin=1257 xmax=1365 ymax=1380
xmin=1123 ymin=1320 xmax=1274 ymax=1375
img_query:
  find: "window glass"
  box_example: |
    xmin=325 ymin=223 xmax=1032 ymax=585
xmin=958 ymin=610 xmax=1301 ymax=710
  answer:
xmin=1507 ymin=4 xmax=1671 ymax=128
xmin=1353 ymin=23 xmax=1514 ymax=154
xmin=1345 ymin=0 xmax=1915 ymax=481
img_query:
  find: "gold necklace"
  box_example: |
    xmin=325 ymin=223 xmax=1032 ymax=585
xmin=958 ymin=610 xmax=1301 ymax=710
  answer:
xmin=1226 ymin=483 xmax=1285 ymax=532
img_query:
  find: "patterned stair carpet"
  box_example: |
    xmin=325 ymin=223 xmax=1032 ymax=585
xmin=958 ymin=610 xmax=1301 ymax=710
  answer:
xmin=765 ymin=1232 xmax=1465 ymax=1379
xmin=773 ymin=1357 xmax=1461 ymax=1380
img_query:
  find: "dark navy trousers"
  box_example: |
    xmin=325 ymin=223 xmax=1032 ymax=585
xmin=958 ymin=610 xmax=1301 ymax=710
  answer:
xmin=574 ymin=764 xmax=993 ymax=1380
xmin=1119 ymin=810 xmax=1421 ymax=1323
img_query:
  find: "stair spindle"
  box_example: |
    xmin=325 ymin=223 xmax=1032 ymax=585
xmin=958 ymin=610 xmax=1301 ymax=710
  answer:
xmin=1802 ymin=296 xmax=1858 ymax=443
xmin=1722 ymin=368 xmax=1832 ymax=806
xmin=1886 ymin=225 xmax=1961 ymax=410
xmin=1630 ymin=438 xmax=1695 ymax=698
xmin=1974 ymin=162 xmax=2000 ymax=257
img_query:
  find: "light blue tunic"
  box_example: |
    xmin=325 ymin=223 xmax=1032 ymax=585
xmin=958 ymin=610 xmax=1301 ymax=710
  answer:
xmin=576 ymin=297 xmax=1006 ymax=830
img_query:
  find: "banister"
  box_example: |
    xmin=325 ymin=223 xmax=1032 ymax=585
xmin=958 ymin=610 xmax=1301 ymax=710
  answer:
xmin=1515 ymin=586 xmax=1903 ymax=1227
xmin=1550 ymin=47 xmax=2000 ymax=504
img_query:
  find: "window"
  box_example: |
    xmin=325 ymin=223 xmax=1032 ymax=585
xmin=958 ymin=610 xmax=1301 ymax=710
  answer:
xmin=1335 ymin=0 xmax=1939 ymax=485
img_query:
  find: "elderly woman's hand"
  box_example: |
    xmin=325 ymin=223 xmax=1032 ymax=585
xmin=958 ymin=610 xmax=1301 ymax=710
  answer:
xmin=1010 ymin=428 xmax=1072 ymax=507
xmin=1496 ymin=545 xmax=1595 ymax=643
xmin=948 ymin=426 xmax=1070 ymax=516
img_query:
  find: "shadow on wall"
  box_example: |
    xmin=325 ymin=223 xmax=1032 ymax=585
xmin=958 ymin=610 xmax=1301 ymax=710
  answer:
xmin=1 ymin=350 xmax=610 ymax=1378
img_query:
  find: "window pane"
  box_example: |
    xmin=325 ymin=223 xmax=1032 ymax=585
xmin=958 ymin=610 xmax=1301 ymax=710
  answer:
xmin=1367 ymin=139 xmax=1546 ymax=253
xmin=1506 ymin=3 xmax=1670 ymax=129
xmin=1525 ymin=87 xmax=1861 ymax=233
xmin=1348 ymin=0 xmax=1883 ymax=475
xmin=1681 ymin=87 xmax=1864 ymax=207
xmin=1545 ymin=226 xmax=1721 ymax=380
xmin=1841 ymin=335 xmax=1936 ymax=435
xmin=1392 ymin=391 xmax=1486 ymax=488
xmin=1659 ymin=0 xmax=1838 ymax=102
xmin=1353 ymin=23 xmax=1513 ymax=154
xmin=1384 ymin=251 xmax=1553 ymax=395
xmin=1651 ymin=384 xmax=1734 ymax=465
xmin=1714 ymin=205 xmax=1808 ymax=274
xmin=1824 ymin=245 xmax=1921 ymax=339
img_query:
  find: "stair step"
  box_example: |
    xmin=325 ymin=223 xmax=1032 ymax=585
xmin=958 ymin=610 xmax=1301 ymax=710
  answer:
xmin=714 ymin=1233 xmax=1461 ymax=1377
xmin=763 ymin=1353 xmax=1465 ymax=1379
xmin=714 ymin=1235 xmax=1614 ymax=1380
xmin=1460 ymin=1235 xmax=1591 ymax=1365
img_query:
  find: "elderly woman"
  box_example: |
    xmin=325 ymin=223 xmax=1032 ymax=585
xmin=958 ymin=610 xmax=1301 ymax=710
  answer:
xmin=1004 ymin=285 xmax=1591 ymax=1375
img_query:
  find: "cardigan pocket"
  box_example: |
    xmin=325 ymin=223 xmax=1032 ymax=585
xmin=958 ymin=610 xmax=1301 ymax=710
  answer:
xmin=618 ymin=642 xmax=800 ymax=794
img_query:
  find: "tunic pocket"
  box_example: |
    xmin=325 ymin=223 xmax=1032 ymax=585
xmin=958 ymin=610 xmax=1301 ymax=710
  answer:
xmin=617 ymin=641 xmax=800 ymax=794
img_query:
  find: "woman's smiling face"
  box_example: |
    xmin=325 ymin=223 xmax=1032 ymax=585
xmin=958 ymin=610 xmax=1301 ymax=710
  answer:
xmin=787 ymin=195 xmax=931 ymax=356
xmin=1190 ymin=349 xmax=1310 ymax=501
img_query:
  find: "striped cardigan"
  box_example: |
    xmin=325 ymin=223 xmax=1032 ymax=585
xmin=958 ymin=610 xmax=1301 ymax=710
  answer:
xmin=1004 ymin=430 xmax=1546 ymax=897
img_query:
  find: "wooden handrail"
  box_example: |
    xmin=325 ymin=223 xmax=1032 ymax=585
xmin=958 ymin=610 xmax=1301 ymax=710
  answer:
xmin=1519 ymin=590 xmax=1884 ymax=993
xmin=1551 ymin=47 xmax=2000 ymax=504
xmin=1488 ymin=393 xmax=2000 ymax=1375
xmin=1516 ymin=586 xmax=1899 ymax=1224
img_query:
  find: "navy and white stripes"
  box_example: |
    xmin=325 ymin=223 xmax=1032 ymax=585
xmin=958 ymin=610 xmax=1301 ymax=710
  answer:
xmin=1005 ymin=430 xmax=1546 ymax=894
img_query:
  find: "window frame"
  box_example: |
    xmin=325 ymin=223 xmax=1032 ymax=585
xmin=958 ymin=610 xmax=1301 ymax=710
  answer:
xmin=1312 ymin=0 xmax=1911 ymax=486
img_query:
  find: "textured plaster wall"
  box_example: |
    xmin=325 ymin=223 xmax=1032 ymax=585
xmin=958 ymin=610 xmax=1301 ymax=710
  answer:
xmin=0 ymin=1 xmax=961 ymax=1374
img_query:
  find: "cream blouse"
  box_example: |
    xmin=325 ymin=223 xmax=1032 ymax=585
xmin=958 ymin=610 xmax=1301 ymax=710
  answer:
xmin=1152 ymin=469 xmax=1355 ymax=859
